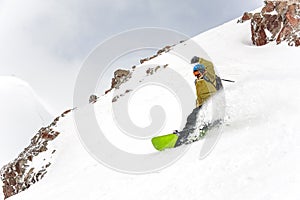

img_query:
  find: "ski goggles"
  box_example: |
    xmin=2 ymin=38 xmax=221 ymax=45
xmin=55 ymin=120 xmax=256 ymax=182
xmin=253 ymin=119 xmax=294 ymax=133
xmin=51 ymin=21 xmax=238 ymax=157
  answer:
xmin=193 ymin=70 xmax=201 ymax=77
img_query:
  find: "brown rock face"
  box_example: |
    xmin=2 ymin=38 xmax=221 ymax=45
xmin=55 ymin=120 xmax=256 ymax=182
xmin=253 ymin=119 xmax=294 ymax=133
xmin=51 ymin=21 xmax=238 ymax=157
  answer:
xmin=265 ymin=14 xmax=283 ymax=40
xmin=295 ymin=38 xmax=300 ymax=46
xmin=250 ymin=13 xmax=268 ymax=46
xmin=239 ymin=0 xmax=300 ymax=47
xmin=240 ymin=12 xmax=253 ymax=22
xmin=276 ymin=25 xmax=293 ymax=44
xmin=262 ymin=1 xmax=276 ymax=13
xmin=276 ymin=1 xmax=288 ymax=14
xmin=105 ymin=69 xmax=132 ymax=94
xmin=0 ymin=109 xmax=74 ymax=199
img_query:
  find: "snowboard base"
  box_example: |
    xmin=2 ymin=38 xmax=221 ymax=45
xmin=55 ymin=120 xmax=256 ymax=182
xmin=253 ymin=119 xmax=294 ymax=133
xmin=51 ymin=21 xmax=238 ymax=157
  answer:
xmin=151 ymin=133 xmax=178 ymax=151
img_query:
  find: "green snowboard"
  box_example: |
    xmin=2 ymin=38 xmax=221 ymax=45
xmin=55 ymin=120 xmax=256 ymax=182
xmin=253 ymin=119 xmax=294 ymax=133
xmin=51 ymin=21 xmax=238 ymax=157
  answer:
xmin=151 ymin=133 xmax=179 ymax=151
xmin=151 ymin=120 xmax=222 ymax=151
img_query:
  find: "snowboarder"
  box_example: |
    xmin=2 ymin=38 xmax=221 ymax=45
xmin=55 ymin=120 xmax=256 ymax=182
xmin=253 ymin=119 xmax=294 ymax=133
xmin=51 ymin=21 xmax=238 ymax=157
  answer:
xmin=191 ymin=56 xmax=222 ymax=108
xmin=151 ymin=57 xmax=223 ymax=151
xmin=179 ymin=57 xmax=222 ymax=135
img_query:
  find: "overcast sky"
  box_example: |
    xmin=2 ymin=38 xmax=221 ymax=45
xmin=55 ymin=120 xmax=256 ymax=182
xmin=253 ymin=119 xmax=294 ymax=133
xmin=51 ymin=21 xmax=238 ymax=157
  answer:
xmin=0 ymin=0 xmax=263 ymax=110
xmin=0 ymin=0 xmax=262 ymax=63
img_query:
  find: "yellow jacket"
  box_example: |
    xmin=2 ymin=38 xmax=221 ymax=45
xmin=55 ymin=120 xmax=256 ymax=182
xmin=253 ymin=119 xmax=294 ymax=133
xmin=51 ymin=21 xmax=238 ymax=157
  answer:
xmin=195 ymin=58 xmax=218 ymax=107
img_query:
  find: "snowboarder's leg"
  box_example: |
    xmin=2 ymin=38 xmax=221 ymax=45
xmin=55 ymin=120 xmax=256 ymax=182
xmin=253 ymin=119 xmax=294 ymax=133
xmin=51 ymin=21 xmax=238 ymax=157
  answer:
xmin=175 ymin=106 xmax=202 ymax=146
xmin=182 ymin=106 xmax=202 ymax=131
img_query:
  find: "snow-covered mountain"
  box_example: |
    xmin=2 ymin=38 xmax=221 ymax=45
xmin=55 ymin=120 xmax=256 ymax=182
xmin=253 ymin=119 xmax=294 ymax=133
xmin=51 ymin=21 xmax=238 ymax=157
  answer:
xmin=2 ymin=15 xmax=300 ymax=200
xmin=0 ymin=77 xmax=52 ymax=167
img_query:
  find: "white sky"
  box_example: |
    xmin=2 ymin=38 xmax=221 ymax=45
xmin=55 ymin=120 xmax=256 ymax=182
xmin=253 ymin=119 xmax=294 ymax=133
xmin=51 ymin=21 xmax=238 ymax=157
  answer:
xmin=0 ymin=0 xmax=262 ymax=61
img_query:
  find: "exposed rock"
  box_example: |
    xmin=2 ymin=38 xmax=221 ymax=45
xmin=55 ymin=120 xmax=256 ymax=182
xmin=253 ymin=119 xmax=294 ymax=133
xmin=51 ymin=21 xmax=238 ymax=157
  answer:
xmin=156 ymin=45 xmax=172 ymax=55
xmin=112 ymin=89 xmax=133 ymax=103
xmin=61 ymin=109 xmax=72 ymax=117
xmin=145 ymin=64 xmax=167 ymax=76
xmin=250 ymin=13 xmax=268 ymax=46
xmin=146 ymin=68 xmax=154 ymax=76
xmin=238 ymin=12 xmax=253 ymax=22
xmin=140 ymin=57 xmax=149 ymax=64
xmin=0 ymin=108 xmax=74 ymax=199
xmin=3 ymin=185 xmax=14 ymax=199
xmin=240 ymin=0 xmax=300 ymax=47
xmin=276 ymin=25 xmax=293 ymax=44
xmin=106 ymin=43 xmax=176 ymax=95
xmin=15 ymin=159 xmax=26 ymax=175
xmin=45 ymin=163 xmax=51 ymax=169
xmin=262 ymin=1 xmax=276 ymax=13
xmin=8 ymin=178 xmax=16 ymax=186
xmin=105 ymin=69 xmax=132 ymax=94
xmin=140 ymin=45 xmax=173 ymax=65
xmin=114 ymin=69 xmax=130 ymax=78
xmin=276 ymin=1 xmax=288 ymax=14
xmin=295 ymin=37 xmax=300 ymax=46
xmin=27 ymin=155 xmax=33 ymax=162
xmin=89 ymin=94 xmax=98 ymax=104
xmin=264 ymin=14 xmax=283 ymax=40
xmin=155 ymin=66 xmax=160 ymax=72
xmin=112 ymin=96 xmax=119 ymax=103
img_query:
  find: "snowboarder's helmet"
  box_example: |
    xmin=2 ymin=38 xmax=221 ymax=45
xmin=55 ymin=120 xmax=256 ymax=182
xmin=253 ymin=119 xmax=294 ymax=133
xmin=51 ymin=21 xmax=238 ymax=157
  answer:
xmin=193 ymin=64 xmax=205 ymax=76
xmin=193 ymin=64 xmax=205 ymax=72
xmin=191 ymin=56 xmax=200 ymax=64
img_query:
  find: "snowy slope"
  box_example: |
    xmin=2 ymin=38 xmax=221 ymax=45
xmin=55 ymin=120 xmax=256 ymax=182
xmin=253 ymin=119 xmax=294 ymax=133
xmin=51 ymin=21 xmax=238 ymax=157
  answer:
xmin=0 ymin=77 xmax=52 ymax=167
xmin=8 ymin=19 xmax=300 ymax=200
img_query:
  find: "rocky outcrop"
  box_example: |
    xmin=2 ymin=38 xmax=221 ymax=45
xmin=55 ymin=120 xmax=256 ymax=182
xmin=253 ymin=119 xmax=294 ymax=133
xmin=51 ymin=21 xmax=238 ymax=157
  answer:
xmin=105 ymin=44 xmax=175 ymax=95
xmin=139 ymin=45 xmax=173 ymax=64
xmin=105 ymin=69 xmax=132 ymax=94
xmin=239 ymin=0 xmax=300 ymax=46
xmin=111 ymin=63 xmax=169 ymax=103
xmin=0 ymin=109 xmax=73 ymax=199
xmin=89 ymin=94 xmax=99 ymax=104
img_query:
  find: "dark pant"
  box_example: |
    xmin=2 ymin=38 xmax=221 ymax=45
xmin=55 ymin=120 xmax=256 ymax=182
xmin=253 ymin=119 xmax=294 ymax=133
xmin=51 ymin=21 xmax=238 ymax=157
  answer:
xmin=182 ymin=106 xmax=202 ymax=132
xmin=175 ymin=106 xmax=202 ymax=146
